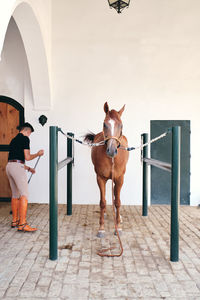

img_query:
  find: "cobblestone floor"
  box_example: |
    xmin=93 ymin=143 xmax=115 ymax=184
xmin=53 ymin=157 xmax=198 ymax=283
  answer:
xmin=0 ymin=203 xmax=200 ymax=299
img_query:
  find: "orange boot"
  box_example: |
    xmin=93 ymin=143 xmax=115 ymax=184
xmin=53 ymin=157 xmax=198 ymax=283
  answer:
xmin=18 ymin=196 xmax=37 ymax=232
xmin=11 ymin=198 xmax=19 ymax=228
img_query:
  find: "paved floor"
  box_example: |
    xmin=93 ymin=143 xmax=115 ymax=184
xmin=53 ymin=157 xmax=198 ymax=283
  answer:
xmin=0 ymin=203 xmax=199 ymax=300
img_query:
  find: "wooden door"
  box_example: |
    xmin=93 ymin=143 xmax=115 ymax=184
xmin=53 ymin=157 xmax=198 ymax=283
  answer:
xmin=0 ymin=97 xmax=24 ymax=201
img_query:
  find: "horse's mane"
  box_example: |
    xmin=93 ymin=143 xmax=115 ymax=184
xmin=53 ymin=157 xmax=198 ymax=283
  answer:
xmin=83 ymin=132 xmax=96 ymax=143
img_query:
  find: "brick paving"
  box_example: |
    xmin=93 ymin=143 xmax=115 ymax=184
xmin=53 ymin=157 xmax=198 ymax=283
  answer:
xmin=0 ymin=202 xmax=200 ymax=299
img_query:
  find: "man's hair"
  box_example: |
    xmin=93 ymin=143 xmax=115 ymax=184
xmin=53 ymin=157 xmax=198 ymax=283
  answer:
xmin=17 ymin=122 xmax=34 ymax=132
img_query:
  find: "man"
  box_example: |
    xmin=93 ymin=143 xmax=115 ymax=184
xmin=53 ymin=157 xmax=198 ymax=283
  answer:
xmin=6 ymin=122 xmax=44 ymax=232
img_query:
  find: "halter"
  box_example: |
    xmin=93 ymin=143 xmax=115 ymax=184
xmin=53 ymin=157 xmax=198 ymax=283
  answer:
xmin=103 ymin=134 xmax=122 ymax=148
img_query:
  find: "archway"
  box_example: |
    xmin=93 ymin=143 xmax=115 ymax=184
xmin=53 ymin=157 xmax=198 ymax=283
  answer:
xmin=12 ymin=2 xmax=51 ymax=110
xmin=0 ymin=1 xmax=51 ymax=110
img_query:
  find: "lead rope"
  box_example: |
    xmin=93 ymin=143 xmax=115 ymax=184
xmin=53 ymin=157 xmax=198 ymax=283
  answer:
xmin=60 ymin=128 xmax=171 ymax=152
xmin=97 ymin=158 xmax=123 ymax=257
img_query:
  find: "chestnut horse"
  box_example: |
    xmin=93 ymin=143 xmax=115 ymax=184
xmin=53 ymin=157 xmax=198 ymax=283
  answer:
xmin=84 ymin=102 xmax=129 ymax=237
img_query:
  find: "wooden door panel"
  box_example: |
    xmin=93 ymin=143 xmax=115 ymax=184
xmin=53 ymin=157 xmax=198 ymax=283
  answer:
xmin=0 ymin=103 xmax=19 ymax=145
xmin=0 ymin=152 xmax=11 ymax=197
xmin=0 ymin=102 xmax=20 ymax=199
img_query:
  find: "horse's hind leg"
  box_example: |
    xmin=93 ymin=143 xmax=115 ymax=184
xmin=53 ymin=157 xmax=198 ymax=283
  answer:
xmin=96 ymin=175 xmax=106 ymax=238
xmin=114 ymin=175 xmax=124 ymax=233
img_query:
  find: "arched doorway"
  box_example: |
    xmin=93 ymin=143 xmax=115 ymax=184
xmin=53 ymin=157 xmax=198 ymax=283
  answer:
xmin=0 ymin=95 xmax=24 ymax=201
xmin=12 ymin=3 xmax=51 ymax=110
xmin=0 ymin=2 xmax=51 ymax=110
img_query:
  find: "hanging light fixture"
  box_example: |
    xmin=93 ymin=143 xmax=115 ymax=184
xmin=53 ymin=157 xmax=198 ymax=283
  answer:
xmin=108 ymin=0 xmax=130 ymax=14
xmin=38 ymin=115 xmax=48 ymax=126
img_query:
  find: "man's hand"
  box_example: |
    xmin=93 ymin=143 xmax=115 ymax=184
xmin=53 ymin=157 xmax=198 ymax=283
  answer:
xmin=37 ymin=150 xmax=44 ymax=156
xmin=29 ymin=168 xmax=36 ymax=174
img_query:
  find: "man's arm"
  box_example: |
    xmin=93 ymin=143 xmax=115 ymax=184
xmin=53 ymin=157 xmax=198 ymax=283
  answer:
xmin=24 ymin=149 xmax=44 ymax=161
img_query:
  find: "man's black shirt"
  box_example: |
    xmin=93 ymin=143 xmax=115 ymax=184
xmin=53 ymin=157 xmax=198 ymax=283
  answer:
xmin=8 ymin=133 xmax=30 ymax=162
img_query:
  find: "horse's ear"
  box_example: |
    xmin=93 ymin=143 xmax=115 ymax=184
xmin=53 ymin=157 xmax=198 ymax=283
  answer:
xmin=104 ymin=102 xmax=109 ymax=114
xmin=118 ymin=104 xmax=125 ymax=117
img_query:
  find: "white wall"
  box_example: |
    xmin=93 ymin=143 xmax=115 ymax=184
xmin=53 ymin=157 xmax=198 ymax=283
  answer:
xmin=0 ymin=17 xmax=25 ymax=104
xmin=50 ymin=0 xmax=200 ymax=206
xmin=0 ymin=0 xmax=51 ymax=71
xmin=0 ymin=0 xmax=200 ymax=206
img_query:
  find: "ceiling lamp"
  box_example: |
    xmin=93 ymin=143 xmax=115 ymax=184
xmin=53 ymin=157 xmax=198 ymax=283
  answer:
xmin=108 ymin=0 xmax=130 ymax=14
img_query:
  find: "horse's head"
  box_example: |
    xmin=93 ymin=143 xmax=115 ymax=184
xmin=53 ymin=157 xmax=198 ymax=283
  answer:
xmin=103 ymin=102 xmax=125 ymax=158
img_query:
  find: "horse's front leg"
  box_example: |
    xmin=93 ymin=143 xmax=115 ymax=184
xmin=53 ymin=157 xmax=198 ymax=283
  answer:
xmin=114 ymin=175 xmax=124 ymax=232
xmin=96 ymin=175 xmax=106 ymax=238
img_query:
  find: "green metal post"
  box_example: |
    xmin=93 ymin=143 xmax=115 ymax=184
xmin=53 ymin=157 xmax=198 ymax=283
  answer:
xmin=67 ymin=132 xmax=74 ymax=215
xmin=142 ymin=133 xmax=148 ymax=216
xmin=170 ymin=126 xmax=180 ymax=262
xmin=49 ymin=126 xmax=58 ymax=260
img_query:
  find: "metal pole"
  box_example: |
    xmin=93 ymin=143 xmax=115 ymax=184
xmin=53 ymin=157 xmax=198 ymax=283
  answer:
xmin=170 ymin=126 xmax=181 ymax=262
xmin=67 ymin=132 xmax=74 ymax=215
xmin=142 ymin=133 xmax=148 ymax=216
xmin=28 ymin=156 xmax=41 ymax=184
xmin=49 ymin=126 xmax=58 ymax=260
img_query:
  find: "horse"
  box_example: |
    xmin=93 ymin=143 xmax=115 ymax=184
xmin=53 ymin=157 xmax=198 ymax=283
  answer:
xmin=84 ymin=102 xmax=129 ymax=238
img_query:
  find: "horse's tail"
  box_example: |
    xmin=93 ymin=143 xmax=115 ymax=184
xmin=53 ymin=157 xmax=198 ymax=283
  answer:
xmin=83 ymin=132 xmax=96 ymax=143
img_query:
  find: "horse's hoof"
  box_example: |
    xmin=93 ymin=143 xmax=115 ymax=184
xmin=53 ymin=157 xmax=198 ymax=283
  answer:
xmin=97 ymin=230 xmax=105 ymax=238
xmin=114 ymin=229 xmax=122 ymax=236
